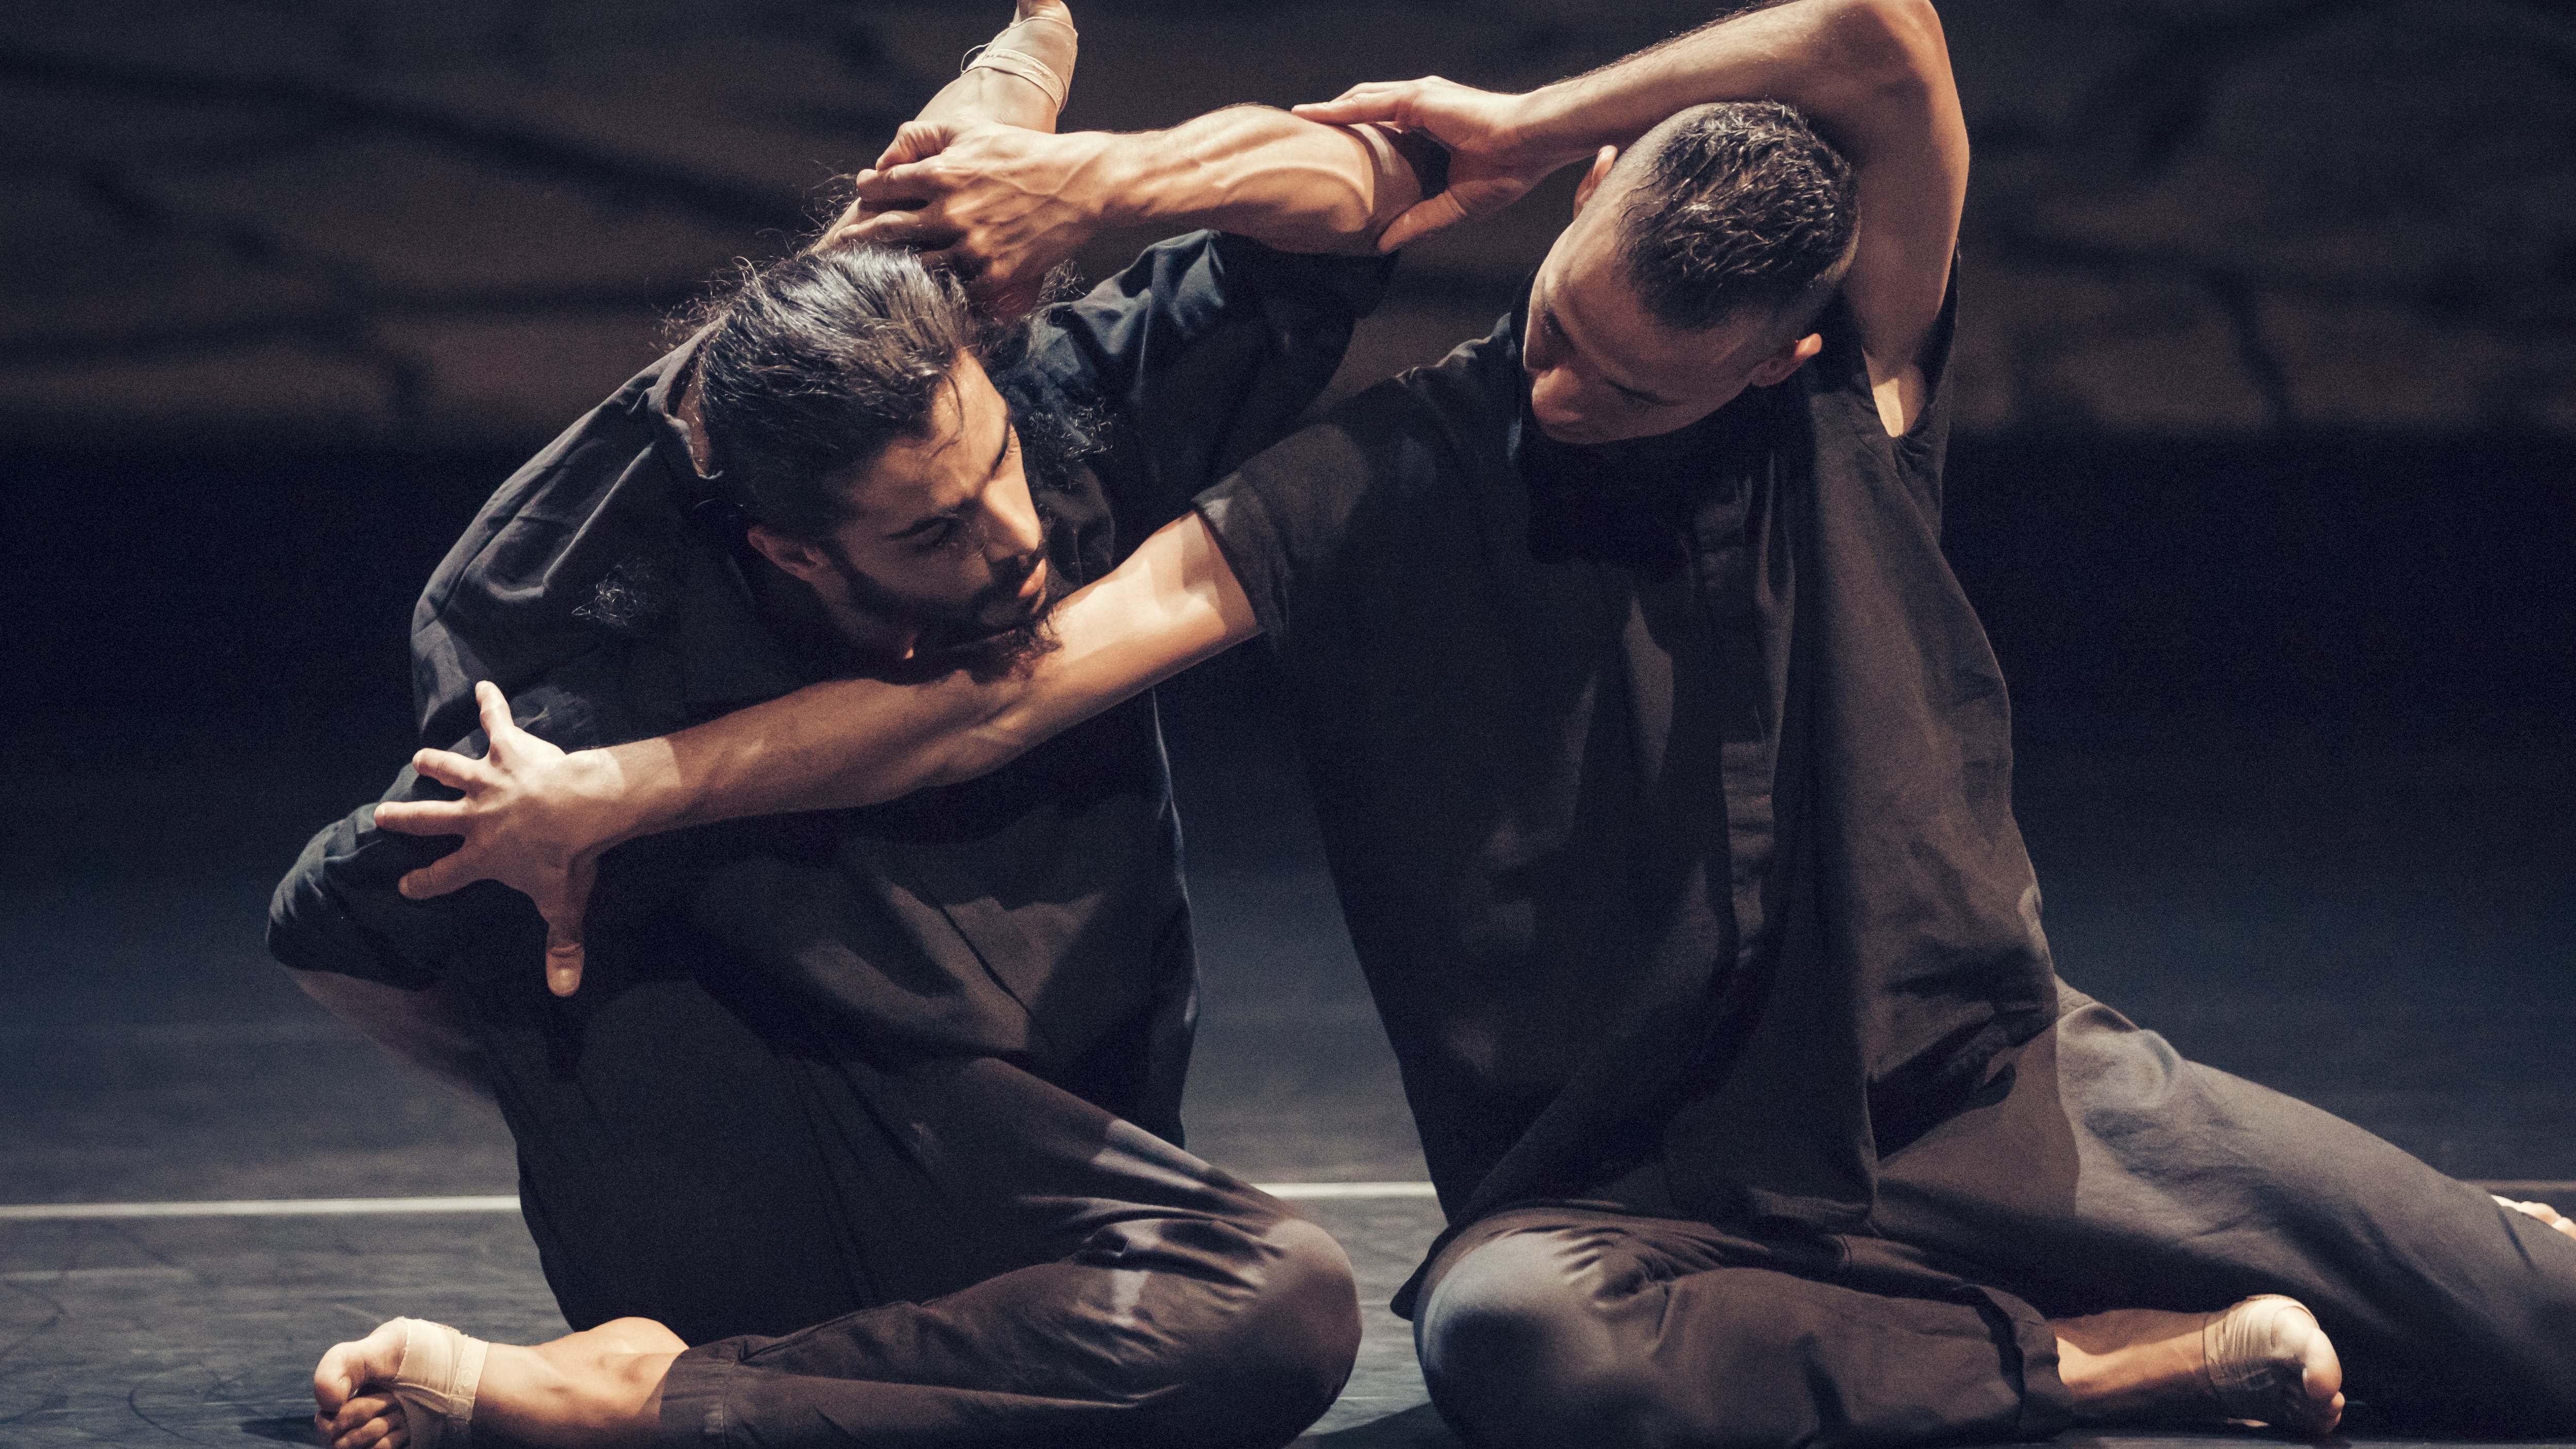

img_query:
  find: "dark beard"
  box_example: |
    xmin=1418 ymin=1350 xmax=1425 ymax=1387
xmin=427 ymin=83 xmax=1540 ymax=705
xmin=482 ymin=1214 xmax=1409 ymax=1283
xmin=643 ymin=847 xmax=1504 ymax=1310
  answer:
xmin=819 ymin=539 xmax=1070 ymax=683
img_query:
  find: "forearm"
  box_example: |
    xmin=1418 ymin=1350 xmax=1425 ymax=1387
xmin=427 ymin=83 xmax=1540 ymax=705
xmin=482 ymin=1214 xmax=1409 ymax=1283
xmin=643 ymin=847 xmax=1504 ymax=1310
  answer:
xmin=592 ymin=512 xmax=1253 ymax=841
xmin=1510 ymin=0 xmax=1954 ymax=171
xmin=1081 ymin=107 xmax=1429 ymax=255
xmin=589 ymin=672 xmax=1012 ymax=845
xmin=817 ymin=3 xmax=1073 ymax=248
xmin=918 ymin=68 xmax=1060 ymax=136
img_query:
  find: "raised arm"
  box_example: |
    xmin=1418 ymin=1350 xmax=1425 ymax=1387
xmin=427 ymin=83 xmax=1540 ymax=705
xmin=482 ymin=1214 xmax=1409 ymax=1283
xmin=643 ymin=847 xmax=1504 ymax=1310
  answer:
xmin=1295 ymin=0 xmax=1967 ymax=430
xmin=835 ymin=105 xmax=1438 ymax=306
xmin=808 ymin=0 xmax=1082 ymax=310
xmin=375 ymin=511 xmax=1257 ymax=994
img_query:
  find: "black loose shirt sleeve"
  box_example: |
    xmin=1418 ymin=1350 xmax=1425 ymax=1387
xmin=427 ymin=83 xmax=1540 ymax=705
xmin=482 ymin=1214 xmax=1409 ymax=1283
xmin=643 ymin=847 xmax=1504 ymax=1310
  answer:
xmin=271 ymin=232 xmax=1395 ymax=996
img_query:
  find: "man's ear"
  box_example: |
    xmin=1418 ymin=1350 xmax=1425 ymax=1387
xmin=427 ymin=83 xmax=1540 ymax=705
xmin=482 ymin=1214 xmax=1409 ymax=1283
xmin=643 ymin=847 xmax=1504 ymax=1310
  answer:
xmin=1569 ymin=145 xmax=1621 ymax=216
xmin=1747 ymin=332 xmax=1826 ymax=388
xmin=745 ymin=524 xmax=835 ymax=591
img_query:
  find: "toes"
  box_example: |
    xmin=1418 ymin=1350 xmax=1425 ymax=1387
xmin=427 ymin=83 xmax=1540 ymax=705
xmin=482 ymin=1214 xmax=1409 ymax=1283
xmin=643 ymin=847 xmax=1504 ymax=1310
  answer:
xmin=315 ymin=1321 xmax=416 ymax=1429
xmin=327 ymin=1397 xmax=403 ymax=1449
xmin=2208 ymin=1295 xmax=2343 ymax=1437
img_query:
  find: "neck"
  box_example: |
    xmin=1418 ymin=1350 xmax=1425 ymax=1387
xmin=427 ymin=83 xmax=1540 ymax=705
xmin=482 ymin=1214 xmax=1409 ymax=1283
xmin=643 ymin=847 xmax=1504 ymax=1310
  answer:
xmin=822 ymin=597 xmax=924 ymax=662
xmin=741 ymin=558 xmax=925 ymax=677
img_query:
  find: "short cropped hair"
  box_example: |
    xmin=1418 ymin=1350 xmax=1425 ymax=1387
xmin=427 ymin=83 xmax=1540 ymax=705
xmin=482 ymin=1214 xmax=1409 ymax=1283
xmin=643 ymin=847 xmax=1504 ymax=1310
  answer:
xmin=1615 ymin=100 xmax=1859 ymax=335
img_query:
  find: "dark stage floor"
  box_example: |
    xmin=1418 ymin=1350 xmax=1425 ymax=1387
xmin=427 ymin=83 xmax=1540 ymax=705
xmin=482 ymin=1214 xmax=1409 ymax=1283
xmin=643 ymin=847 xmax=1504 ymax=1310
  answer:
xmin=4 ymin=672 xmax=2573 ymax=1444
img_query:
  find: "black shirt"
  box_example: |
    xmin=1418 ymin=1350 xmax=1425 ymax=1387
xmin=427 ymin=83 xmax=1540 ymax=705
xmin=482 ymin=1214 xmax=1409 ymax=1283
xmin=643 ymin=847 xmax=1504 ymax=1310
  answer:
xmin=268 ymin=231 xmax=1397 ymax=1144
xmin=1195 ymin=277 xmax=2061 ymax=1270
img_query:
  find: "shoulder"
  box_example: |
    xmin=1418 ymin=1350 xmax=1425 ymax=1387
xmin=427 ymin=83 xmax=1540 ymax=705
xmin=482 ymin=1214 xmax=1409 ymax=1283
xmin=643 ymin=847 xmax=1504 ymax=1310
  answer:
xmin=1791 ymin=271 xmax=1958 ymax=520
xmin=1026 ymin=231 xmax=1397 ymax=377
xmin=1220 ymin=313 xmax=1518 ymax=505
xmin=411 ymin=341 xmax=707 ymax=741
xmin=1194 ymin=316 xmax=1520 ymax=597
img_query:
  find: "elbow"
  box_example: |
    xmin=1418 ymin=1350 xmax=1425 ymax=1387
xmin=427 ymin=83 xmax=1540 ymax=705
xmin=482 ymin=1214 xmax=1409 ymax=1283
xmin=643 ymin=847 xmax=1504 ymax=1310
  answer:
xmin=1828 ymin=0 xmax=1948 ymax=95
xmin=917 ymin=721 xmax=1034 ymax=793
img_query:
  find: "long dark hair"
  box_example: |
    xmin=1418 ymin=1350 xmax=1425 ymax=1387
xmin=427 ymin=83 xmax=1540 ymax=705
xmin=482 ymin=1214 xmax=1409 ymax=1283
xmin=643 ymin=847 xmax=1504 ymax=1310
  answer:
xmin=692 ymin=246 xmax=992 ymax=541
xmin=583 ymin=246 xmax=1098 ymax=679
xmin=682 ymin=245 xmax=1099 ymax=534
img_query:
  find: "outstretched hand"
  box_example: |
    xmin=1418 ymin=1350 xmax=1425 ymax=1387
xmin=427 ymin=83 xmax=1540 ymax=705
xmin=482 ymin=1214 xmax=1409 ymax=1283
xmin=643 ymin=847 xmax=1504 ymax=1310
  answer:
xmin=837 ymin=122 xmax=1104 ymax=317
xmin=372 ymin=681 xmax=628 ymax=997
xmin=1293 ymin=77 xmax=1557 ymax=251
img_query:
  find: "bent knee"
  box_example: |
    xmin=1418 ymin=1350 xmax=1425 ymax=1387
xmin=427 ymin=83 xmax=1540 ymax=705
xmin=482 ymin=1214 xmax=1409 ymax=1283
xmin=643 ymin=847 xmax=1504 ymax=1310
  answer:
xmin=1132 ymin=1212 xmax=1360 ymax=1448
xmin=1418 ymin=1232 xmax=1660 ymax=1448
xmin=1202 ymin=1215 xmax=1361 ymax=1444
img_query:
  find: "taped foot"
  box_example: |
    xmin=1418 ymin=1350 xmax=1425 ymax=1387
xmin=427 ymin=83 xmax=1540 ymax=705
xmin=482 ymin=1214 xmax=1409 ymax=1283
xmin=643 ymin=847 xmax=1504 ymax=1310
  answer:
xmin=2204 ymin=1295 xmax=2344 ymax=1437
xmin=963 ymin=11 xmax=1078 ymax=111
xmin=372 ymin=1317 xmax=489 ymax=1449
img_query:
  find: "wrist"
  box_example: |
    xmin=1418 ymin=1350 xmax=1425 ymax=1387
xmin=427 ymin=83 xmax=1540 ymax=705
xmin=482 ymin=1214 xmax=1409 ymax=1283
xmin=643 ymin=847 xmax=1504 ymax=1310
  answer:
xmin=1505 ymin=83 xmax=1604 ymax=174
xmin=585 ymin=741 xmax=681 ymax=848
xmin=1074 ymin=131 xmax=1155 ymax=229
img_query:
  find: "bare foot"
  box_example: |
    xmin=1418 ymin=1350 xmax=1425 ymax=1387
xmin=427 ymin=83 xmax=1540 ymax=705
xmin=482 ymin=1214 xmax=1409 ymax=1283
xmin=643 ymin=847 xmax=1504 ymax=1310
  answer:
xmin=2205 ymin=1295 xmax=2345 ymax=1437
xmin=474 ymin=1317 xmax=688 ymax=1448
xmin=2496 ymin=1195 xmax=2576 ymax=1242
xmin=314 ymin=1319 xmax=414 ymax=1449
xmin=2052 ymin=1298 xmax=2343 ymax=1437
xmin=316 ymin=1316 xmax=684 ymax=1449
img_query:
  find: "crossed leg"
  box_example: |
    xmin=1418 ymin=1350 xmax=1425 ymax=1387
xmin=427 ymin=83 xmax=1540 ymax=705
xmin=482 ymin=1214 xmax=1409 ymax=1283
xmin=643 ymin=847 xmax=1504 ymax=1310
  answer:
xmin=1413 ymin=986 xmax=2576 ymax=1448
xmin=307 ymin=1052 xmax=1358 ymax=1449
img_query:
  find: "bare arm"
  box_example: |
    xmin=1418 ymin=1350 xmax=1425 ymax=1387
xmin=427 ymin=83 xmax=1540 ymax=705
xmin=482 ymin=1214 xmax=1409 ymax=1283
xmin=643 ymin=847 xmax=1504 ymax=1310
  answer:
xmin=374 ymin=512 xmax=1257 ymax=993
xmin=1296 ymin=0 xmax=1967 ymax=432
xmin=615 ymin=509 xmax=1252 ymax=824
xmin=835 ymin=106 xmax=1436 ymax=305
xmin=808 ymin=0 xmax=1080 ymax=310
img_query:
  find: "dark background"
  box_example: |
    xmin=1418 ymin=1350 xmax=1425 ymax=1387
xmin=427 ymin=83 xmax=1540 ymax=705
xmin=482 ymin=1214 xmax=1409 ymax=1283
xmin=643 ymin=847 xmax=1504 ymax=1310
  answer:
xmin=5 ymin=0 xmax=2574 ymax=1245
xmin=3 ymin=3 xmax=2572 ymax=1440
xmin=6 ymin=0 xmax=2571 ymax=744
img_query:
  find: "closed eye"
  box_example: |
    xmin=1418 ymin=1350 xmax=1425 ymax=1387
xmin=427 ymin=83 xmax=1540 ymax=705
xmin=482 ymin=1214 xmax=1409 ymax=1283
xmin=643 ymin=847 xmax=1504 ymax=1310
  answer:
xmin=888 ymin=428 xmax=1020 ymax=552
xmin=903 ymin=516 xmax=963 ymax=551
xmin=1538 ymin=305 xmax=1679 ymax=409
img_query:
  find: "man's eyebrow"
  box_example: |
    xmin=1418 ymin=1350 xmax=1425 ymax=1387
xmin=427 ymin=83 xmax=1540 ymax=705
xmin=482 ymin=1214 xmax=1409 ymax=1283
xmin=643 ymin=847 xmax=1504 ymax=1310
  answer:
xmin=988 ymin=413 xmax=1015 ymax=478
xmin=887 ymin=505 xmax=963 ymax=542
xmin=1542 ymin=302 xmax=1682 ymax=408
xmin=883 ymin=413 xmax=1016 ymax=541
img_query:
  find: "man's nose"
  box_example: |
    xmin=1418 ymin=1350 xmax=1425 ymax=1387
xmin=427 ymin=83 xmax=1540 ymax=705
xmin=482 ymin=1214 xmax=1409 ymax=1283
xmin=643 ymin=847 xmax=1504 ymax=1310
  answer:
xmin=979 ymin=488 xmax=1045 ymax=565
xmin=1529 ymin=366 xmax=1587 ymax=423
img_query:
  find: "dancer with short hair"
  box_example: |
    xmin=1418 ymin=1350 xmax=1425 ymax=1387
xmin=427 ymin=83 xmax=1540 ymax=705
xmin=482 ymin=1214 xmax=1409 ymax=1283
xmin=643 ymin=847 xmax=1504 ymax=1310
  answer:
xmin=372 ymin=1 xmax=2576 ymax=1443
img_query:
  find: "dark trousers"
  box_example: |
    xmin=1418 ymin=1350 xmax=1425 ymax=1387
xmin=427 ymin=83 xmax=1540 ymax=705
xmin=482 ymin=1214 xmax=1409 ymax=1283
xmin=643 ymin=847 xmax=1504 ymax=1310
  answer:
xmin=1414 ymin=987 xmax=2576 ymax=1449
xmin=480 ymin=976 xmax=1358 ymax=1449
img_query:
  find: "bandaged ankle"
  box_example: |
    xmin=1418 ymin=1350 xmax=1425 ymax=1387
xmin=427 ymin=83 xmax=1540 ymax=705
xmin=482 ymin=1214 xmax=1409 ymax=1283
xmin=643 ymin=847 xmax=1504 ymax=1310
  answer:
xmin=962 ymin=14 xmax=1079 ymax=113
xmin=2202 ymin=1295 xmax=2337 ymax=1435
xmin=385 ymin=1317 xmax=489 ymax=1449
